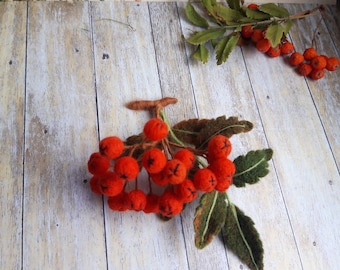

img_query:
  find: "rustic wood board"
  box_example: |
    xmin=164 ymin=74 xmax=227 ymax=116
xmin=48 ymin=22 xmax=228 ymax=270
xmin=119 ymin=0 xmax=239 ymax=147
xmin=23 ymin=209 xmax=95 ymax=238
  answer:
xmin=0 ymin=1 xmax=339 ymax=270
xmin=0 ymin=2 xmax=26 ymax=269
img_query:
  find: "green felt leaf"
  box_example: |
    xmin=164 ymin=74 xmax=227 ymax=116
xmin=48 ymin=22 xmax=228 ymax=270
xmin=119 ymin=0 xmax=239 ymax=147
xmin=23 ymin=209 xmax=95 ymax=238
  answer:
xmin=193 ymin=44 xmax=210 ymax=63
xmin=213 ymin=4 xmax=243 ymax=24
xmin=201 ymin=0 xmax=218 ymax=21
xmin=226 ymin=0 xmax=241 ymax=10
xmin=215 ymin=33 xmax=240 ymax=65
xmin=197 ymin=116 xmax=253 ymax=149
xmin=223 ymin=203 xmax=264 ymax=270
xmin=265 ymin=23 xmax=284 ymax=47
xmin=187 ymin=28 xmax=226 ymax=45
xmin=259 ymin=3 xmax=289 ymax=18
xmin=283 ymin=19 xmax=293 ymax=34
xmin=233 ymin=149 xmax=273 ymax=187
xmin=194 ymin=191 xmax=227 ymax=249
xmin=185 ymin=2 xmax=209 ymax=28
xmin=245 ymin=8 xmax=271 ymax=20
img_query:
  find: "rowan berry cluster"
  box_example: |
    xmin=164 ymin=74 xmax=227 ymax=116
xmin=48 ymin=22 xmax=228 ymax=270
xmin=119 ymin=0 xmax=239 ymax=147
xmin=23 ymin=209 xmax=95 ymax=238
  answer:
xmin=240 ymin=3 xmax=339 ymax=81
xmin=87 ymin=101 xmax=236 ymax=218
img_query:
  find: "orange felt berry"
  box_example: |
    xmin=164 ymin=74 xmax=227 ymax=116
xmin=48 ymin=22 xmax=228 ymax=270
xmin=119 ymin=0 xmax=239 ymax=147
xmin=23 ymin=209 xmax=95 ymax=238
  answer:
xmin=128 ymin=189 xmax=147 ymax=211
xmin=303 ymin=48 xmax=318 ymax=61
xmin=297 ymin=63 xmax=313 ymax=76
xmin=208 ymin=135 xmax=232 ymax=159
xmin=248 ymin=3 xmax=259 ymax=10
xmin=98 ymin=171 xmax=124 ymax=197
xmin=280 ymin=41 xmax=294 ymax=55
xmin=150 ymin=171 xmax=168 ymax=186
xmin=174 ymin=149 xmax=196 ymax=170
xmin=108 ymin=192 xmax=131 ymax=212
xmin=289 ymin=52 xmax=304 ymax=66
xmin=89 ymin=176 xmax=102 ymax=194
xmin=114 ymin=156 xmax=139 ymax=181
xmin=251 ymin=29 xmax=263 ymax=43
xmin=266 ymin=46 xmax=281 ymax=57
xmin=142 ymin=148 xmax=167 ymax=174
xmin=241 ymin=25 xmax=254 ymax=39
xmin=256 ymin=39 xmax=271 ymax=53
xmin=87 ymin=152 xmax=110 ymax=176
xmin=326 ymin=57 xmax=340 ymax=71
xmin=163 ymin=159 xmax=187 ymax=185
xmin=208 ymin=157 xmax=236 ymax=180
xmin=143 ymin=118 xmax=168 ymax=141
xmin=193 ymin=168 xmax=217 ymax=192
xmin=215 ymin=176 xmax=233 ymax=192
xmin=174 ymin=179 xmax=197 ymax=203
xmin=99 ymin=136 xmax=124 ymax=159
xmin=309 ymin=68 xmax=325 ymax=80
xmin=143 ymin=194 xmax=160 ymax=214
xmin=311 ymin=56 xmax=327 ymax=70
xmin=159 ymin=190 xmax=183 ymax=217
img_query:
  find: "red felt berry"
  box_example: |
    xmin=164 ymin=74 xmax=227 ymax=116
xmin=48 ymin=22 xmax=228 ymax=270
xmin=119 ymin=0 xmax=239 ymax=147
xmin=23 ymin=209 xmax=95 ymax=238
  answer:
xmin=108 ymin=192 xmax=130 ymax=212
xmin=208 ymin=157 xmax=236 ymax=180
xmin=128 ymin=189 xmax=147 ymax=211
xmin=297 ymin=63 xmax=313 ymax=77
xmin=150 ymin=171 xmax=168 ymax=186
xmin=241 ymin=25 xmax=254 ymax=39
xmin=208 ymin=135 xmax=232 ymax=159
xmin=99 ymin=136 xmax=124 ymax=159
xmin=248 ymin=3 xmax=259 ymax=10
xmin=89 ymin=176 xmax=102 ymax=194
xmin=143 ymin=118 xmax=169 ymax=141
xmin=193 ymin=168 xmax=217 ymax=192
xmin=325 ymin=57 xmax=340 ymax=71
xmin=266 ymin=46 xmax=281 ymax=58
xmin=309 ymin=68 xmax=325 ymax=80
xmin=174 ymin=179 xmax=197 ymax=203
xmin=163 ymin=159 xmax=187 ymax=185
xmin=142 ymin=148 xmax=167 ymax=174
xmin=174 ymin=149 xmax=196 ymax=170
xmin=114 ymin=156 xmax=139 ymax=181
xmin=98 ymin=171 xmax=124 ymax=197
xmin=251 ymin=29 xmax=263 ymax=43
xmin=256 ymin=38 xmax=271 ymax=53
xmin=280 ymin=41 xmax=294 ymax=55
xmin=143 ymin=194 xmax=160 ymax=214
xmin=311 ymin=56 xmax=327 ymax=70
xmin=159 ymin=190 xmax=183 ymax=218
xmin=303 ymin=47 xmax=318 ymax=61
xmin=289 ymin=52 xmax=304 ymax=66
xmin=215 ymin=176 xmax=233 ymax=192
xmin=87 ymin=152 xmax=110 ymax=176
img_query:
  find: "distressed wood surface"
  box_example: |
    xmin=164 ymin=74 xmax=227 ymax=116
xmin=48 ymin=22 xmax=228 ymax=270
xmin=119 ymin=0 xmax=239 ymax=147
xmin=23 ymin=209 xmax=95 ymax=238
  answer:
xmin=0 ymin=2 xmax=339 ymax=270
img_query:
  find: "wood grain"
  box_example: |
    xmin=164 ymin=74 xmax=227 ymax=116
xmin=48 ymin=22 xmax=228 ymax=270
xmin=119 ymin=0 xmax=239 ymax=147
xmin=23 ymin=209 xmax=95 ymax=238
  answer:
xmin=23 ymin=2 xmax=107 ymax=269
xmin=0 ymin=2 xmax=26 ymax=269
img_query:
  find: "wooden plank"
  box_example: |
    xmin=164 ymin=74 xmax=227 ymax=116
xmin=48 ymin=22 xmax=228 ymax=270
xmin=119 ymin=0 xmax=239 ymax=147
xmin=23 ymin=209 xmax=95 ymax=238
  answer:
xmin=177 ymin=3 xmax=303 ymax=269
xmin=239 ymin=5 xmax=340 ymax=269
xmin=90 ymin=2 xmax=189 ymax=269
xmin=23 ymin=2 xmax=107 ymax=269
xmin=283 ymin=3 xmax=340 ymax=169
xmin=0 ymin=2 xmax=26 ymax=270
xmin=148 ymin=2 xmax=232 ymax=269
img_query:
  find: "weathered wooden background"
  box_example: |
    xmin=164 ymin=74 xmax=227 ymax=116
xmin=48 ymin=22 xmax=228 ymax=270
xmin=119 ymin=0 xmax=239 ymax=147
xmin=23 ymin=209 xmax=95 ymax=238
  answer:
xmin=1 ymin=1 xmax=339 ymax=270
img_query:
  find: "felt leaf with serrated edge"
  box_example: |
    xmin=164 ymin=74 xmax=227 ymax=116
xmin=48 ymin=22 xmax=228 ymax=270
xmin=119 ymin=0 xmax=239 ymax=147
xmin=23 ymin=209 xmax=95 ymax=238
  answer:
xmin=259 ymin=3 xmax=289 ymax=18
xmin=197 ymin=116 xmax=253 ymax=149
xmin=245 ymin=8 xmax=271 ymax=20
xmin=223 ymin=203 xmax=264 ymax=270
xmin=193 ymin=44 xmax=209 ymax=63
xmin=265 ymin=23 xmax=284 ymax=47
xmin=216 ymin=33 xmax=240 ymax=65
xmin=233 ymin=149 xmax=273 ymax=187
xmin=185 ymin=2 xmax=209 ymax=28
xmin=226 ymin=0 xmax=241 ymax=10
xmin=213 ymin=4 xmax=243 ymax=24
xmin=187 ymin=28 xmax=226 ymax=45
xmin=201 ymin=0 xmax=219 ymax=22
xmin=194 ymin=191 xmax=227 ymax=249
xmin=172 ymin=118 xmax=209 ymax=146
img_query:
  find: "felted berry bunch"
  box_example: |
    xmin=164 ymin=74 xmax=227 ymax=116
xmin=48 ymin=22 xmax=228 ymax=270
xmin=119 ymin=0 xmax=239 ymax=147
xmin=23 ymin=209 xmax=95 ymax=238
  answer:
xmin=87 ymin=97 xmax=235 ymax=218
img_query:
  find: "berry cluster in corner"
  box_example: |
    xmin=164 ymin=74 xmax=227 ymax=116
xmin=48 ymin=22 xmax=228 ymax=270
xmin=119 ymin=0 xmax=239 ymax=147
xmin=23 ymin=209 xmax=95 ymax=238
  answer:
xmin=240 ymin=3 xmax=339 ymax=81
xmin=87 ymin=98 xmax=235 ymax=218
